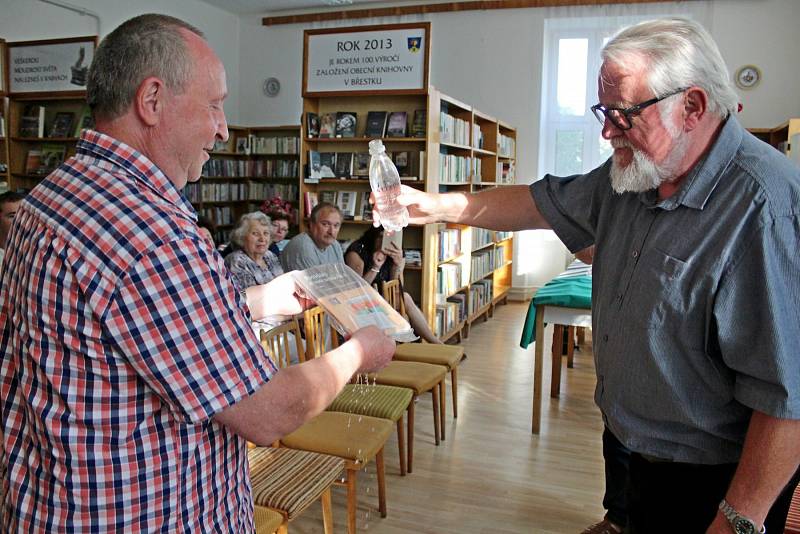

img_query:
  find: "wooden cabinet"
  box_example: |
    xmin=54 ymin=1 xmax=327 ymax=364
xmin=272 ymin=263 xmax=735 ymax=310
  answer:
xmin=298 ymin=86 xmax=516 ymax=342
xmin=748 ymin=118 xmax=800 ymax=161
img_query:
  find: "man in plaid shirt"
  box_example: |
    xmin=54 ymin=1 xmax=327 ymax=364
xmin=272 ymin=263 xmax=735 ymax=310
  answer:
xmin=0 ymin=14 xmax=395 ymax=532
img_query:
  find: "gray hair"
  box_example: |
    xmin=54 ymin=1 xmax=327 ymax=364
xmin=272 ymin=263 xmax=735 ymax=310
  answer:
xmin=309 ymin=202 xmax=342 ymax=223
xmin=87 ymin=14 xmax=204 ymax=120
xmin=230 ymin=212 xmax=271 ymax=247
xmin=602 ymin=18 xmax=739 ymax=119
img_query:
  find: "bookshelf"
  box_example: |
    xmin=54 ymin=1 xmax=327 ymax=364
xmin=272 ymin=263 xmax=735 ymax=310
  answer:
xmin=188 ymin=124 xmax=301 ymax=244
xmin=5 ymin=93 xmax=90 ymax=192
xmin=748 ymin=118 xmax=800 ymax=161
xmin=0 ymin=38 xmax=8 ymax=192
xmin=299 ymin=87 xmax=516 ymax=342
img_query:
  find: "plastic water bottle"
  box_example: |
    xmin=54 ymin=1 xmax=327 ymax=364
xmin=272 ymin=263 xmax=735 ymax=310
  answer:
xmin=368 ymin=139 xmax=408 ymax=232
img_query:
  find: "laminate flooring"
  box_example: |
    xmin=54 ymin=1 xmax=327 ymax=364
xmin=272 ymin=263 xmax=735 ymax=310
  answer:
xmin=286 ymin=302 xmax=606 ymax=534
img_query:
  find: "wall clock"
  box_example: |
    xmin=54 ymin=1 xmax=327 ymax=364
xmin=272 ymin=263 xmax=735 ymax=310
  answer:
xmin=263 ymin=77 xmax=281 ymax=97
xmin=734 ymin=65 xmax=761 ymax=90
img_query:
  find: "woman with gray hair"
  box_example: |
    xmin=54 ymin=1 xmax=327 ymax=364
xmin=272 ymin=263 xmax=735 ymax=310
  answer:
xmin=224 ymin=211 xmax=283 ymax=290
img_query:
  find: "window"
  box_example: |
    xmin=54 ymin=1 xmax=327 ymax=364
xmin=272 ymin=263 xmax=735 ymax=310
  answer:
xmin=538 ymin=18 xmax=649 ymax=177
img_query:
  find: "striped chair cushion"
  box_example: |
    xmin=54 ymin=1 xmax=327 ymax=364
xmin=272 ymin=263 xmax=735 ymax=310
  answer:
xmin=787 ymin=482 xmax=800 ymax=534
xmin=249 ymin=447 xmax=344 ymax=520
xmin=327 ymin=384 xmax=412 ymax=422
xmin=253 ymin=506 xmax=284 ymax=534
xmin=393 ymin=343 xmax=464 ymax=369
xmin=281 ymin=411 xmax=394 ymax=462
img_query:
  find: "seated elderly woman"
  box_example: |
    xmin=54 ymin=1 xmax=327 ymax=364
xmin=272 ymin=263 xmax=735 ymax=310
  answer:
xmin=224 ymin=211 xmax=284 ymax=290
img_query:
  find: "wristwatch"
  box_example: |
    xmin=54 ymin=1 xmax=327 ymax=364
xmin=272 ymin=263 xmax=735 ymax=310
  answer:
xmin=719 ymin=499 xmax=765 ymax=534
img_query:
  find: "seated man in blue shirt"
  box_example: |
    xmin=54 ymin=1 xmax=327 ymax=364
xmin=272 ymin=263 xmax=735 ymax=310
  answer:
xmin=281 ymin=202 xmax=344 ymax=271
xmin=375 ymin=17 xmax=800 ymax=534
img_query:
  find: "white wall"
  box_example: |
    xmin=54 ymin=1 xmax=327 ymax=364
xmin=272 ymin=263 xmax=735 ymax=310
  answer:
xmin=0 ymin=0 xmax=242 ymax=122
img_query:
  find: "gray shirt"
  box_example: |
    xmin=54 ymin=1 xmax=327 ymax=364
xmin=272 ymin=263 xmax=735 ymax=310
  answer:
xmin=531 ymin=117 xmax=800 ymax=464
xmin=280 ymin=232 xmax=344 ymax=272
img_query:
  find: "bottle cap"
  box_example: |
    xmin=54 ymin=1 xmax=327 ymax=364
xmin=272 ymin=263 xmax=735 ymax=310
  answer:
xmin=368 ymin=139 xmax=386 ymax=156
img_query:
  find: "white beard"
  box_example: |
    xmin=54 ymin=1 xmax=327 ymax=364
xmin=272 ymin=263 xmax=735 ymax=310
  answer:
xmin=609 ymin=133 xmax=689 ymax=194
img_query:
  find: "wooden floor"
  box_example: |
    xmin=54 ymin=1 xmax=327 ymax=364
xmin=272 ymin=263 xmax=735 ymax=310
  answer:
xmin=287 ymin=302 xmax=606 ymax=533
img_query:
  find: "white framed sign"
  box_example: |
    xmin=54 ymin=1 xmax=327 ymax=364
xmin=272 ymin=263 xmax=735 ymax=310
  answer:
xmin=304 ymin=23 xmax=430 ymax=96
xmin=6 ymin=36 xmax=96 ymax=96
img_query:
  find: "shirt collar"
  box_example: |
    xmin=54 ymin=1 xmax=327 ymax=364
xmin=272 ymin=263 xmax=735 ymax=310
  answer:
xmin=76 ymin=129 xmax=196 ymax=219
xmin=639 ymin=115 xmax=743 ymax=211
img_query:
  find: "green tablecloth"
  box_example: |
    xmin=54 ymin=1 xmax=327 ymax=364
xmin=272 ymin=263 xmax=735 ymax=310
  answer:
xmin=519 ymin=276 xmax=592 ymax=349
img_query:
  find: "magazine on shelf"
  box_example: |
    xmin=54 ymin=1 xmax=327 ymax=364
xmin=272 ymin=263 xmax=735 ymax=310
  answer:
xmin=293 ymin=263 xmax=416 ymax=342
xmin=306 ymin=112 xmax=320 ymax=138
xmin=319 ymin=113 xmax=336 ymax=138
xmin=385 ymin=111 xmax=408 ymax=137
xmin=335 ymin=112 xmax=357 ymax=138
xmin=364 ymin=111 xmax=388 ymax=138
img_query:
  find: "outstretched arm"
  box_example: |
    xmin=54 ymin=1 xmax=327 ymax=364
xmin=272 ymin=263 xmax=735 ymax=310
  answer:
xmin=376 ymin=184 xmax=550 ymax=231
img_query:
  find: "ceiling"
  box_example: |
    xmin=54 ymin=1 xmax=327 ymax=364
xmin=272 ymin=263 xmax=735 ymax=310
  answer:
xmin=199 ymin=0 xmax=428 ymax=16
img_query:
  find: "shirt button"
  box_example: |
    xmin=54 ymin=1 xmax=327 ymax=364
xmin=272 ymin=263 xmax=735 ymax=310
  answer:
xmin=617 ymin=293 xmax=623 ymax=301
xmin=603 ymin=334 xmax=609 ymax=342
xmin=632 ymin=250 xmax=639 ymax=258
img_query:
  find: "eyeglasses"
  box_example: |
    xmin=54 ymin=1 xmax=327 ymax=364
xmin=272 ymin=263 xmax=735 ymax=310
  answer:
xmin=590 ymin=88 xmax=688 ymax=131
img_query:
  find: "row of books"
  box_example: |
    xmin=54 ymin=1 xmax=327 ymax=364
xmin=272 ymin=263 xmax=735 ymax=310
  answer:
xmin=497 ymin=161 xmax=515 ymax=184
xmin=436 ymin=263 xmax=464 ymax=300
xmin=439 ymin=111 xmax=470 ymax=146
xmin=306 ymin=110 xmax=426 ymax=139
xmin=229 ymin=135 xmax=300 ymax=155
xmin=404 ymin=249 xmax=422 ymax=267
xmin=19 ymin=105 xmax=92 ymax=138
xmin=185 ymin=182 xmax=298 ymax=203
xmin=470 ymin=247 xmax=506 ymax=283
xmin=472 ymin=228 xmax=494 ymax=249
xmin=24 ymin=146 xmax=67 ymax=175
xmin=469 ymin=280 xmax=493 ymax=316
xmin=499 ymin=134 xmax=516 ymax=158
xmin=202 ymin=158 xmax=299 ymax=179
xmin=307 ymin=150 xmax=424 ymax=182
xmin=473 ymin=128 xmax=484 ymax=150
xmin=438 ymin=228 xmax=461 ymax=261
xmin=496 ymin=231 xmax=513 ymax=241
xmin=439 ymin=153 xmax=473 ymax=185
xmin=197 ymin=205 xmax=235 ymax=227
xmin=303 ymin=190 xmax=372 ymax=222
xmin=435 ymin=294 xmax=467 ymax=337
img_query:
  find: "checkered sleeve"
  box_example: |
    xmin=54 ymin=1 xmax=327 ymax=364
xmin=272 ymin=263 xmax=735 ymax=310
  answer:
xmin=104 ymin=237 xmax=276 ymax=423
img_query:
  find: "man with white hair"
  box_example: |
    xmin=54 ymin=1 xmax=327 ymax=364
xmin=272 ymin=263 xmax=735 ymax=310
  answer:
xmin=376 ymin=18 xmax=800 ymax=534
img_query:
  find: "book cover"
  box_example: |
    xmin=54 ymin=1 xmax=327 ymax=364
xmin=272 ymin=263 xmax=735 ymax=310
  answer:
xmin=235 ymin=136 xmax=250 ymax=154
xmin=48 ymin=112 xmax=75 ymax=138
xmin=303 ymin=191 xmax=319 ymax=214
xmin=20 ymin=105 xmax=46 ymax=137
xmin=385 ymin=111 xmax=408 ymax=138
xmin=306 ymin=112 xmax=320 ymax=138
xmin=393 ymin=151 xmax=409 ymax=175
xmin=358 ymin=190 xmax=373 ymax=222
xmin=307 ymin=150 xmax=321 ymax=182
xmin=25 ymin=149 xmax=42 ymax=175
xmin=318 ymin=152 xmax=337 ymax=178
xmin=334 ymin=112 xmax=357 ymax=138
xmin=39 ymin=144 xmax=66 ymax=174
xmin=319 ymin=113 xmax=336 ymax=138
xmin=73 ymin=107 xmax=94 ymax=137
xmin=364 ymin=111 xmax=388 ymax=138
xmin=336 ymin=190 xmax=358 ymax=219
xmin=318 ymin=190 xmax=337 ymax=205
xmin=353 ymin=152 xmax=370 ymax=176
xmin=412 ymin=109 xmax=427 ymax=138
xmin=334 ymin=152 xmax=353 ymax=178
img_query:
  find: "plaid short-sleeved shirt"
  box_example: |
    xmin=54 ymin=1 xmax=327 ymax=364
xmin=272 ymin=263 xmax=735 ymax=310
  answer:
xmin=0 ymin=131 xmax=276 ymax=531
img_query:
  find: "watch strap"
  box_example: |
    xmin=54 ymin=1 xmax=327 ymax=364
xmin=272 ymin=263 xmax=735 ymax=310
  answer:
xmin=719 ymin=499 xmax=765 ymax=534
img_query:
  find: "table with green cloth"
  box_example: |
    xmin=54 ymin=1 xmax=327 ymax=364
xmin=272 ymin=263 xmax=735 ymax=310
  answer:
xmin=519 ymin=272 xmax=592 ymax=434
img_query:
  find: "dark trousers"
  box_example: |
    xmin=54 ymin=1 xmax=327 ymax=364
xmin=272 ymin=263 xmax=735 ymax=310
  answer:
xmin=602 ymin=427 xmax=631 ymax=527
xmin=627 ymin=453 xmax=800 ymax=534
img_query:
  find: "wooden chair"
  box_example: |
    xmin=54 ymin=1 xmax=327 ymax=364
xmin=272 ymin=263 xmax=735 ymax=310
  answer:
xmin=254 ymin=505 xmax=287 ymax=534
xmin=303 ymin=305 xmax=415 ymax=476
xmin=264 ymin=319 xmax=395 ymax=534
xmin=249 ymin=323 xmax=346 ymax=534
xmin=383 ymin=279 xmax=466 ymax=418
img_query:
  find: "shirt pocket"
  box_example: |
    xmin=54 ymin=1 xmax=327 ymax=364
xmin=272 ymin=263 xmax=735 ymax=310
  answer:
xmin=627 ymin=248 xmax=689 ymax=330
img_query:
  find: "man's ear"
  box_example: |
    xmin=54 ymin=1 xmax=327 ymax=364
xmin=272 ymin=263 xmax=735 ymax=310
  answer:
xmin=135 ymin=76 xmax=166 ymax=127
xmin=682 ymin=87 xmax=707 ymax=131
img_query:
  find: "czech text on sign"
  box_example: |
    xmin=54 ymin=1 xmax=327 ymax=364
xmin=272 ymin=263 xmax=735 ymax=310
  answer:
xmin=307 ymin=27 xmax=427 ymax=93
xmin=9 ymin=40 xmax=94 ymax=94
